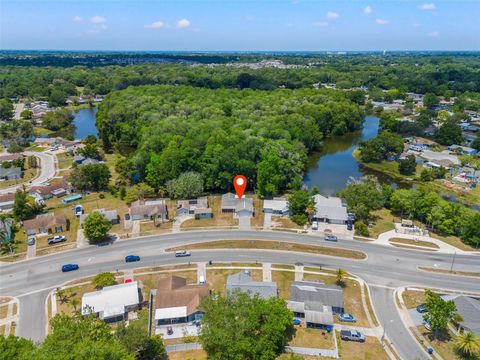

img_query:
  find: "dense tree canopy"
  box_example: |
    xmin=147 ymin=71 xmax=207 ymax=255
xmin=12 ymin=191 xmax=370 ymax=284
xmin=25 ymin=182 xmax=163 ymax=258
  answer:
xmin=338 ymin=176 xmax=385 ymax=221
xmin=358 ymin=131 xmax=404 ymax=163
xmin=70 ymin=164 xmax=110 ymax=191
xmin=84 ymin=212 xmax=112 ymax=244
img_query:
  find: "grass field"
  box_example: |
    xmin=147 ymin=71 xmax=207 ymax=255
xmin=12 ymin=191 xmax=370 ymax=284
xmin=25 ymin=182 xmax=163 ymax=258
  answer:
xmin=402 ymin=289 xmax=426 ymax=309
xmin=289 ymin=327 xmax=335 ymax=349
xmin=272 ymin=216 xmax=303 ymax=229
xmin=389 ymin=238 xmax=439 ymax=249
xmin=339 ymin=335 xmax=389 ymax=360
xmin=418 ymin=266 xmax=480 ymax=278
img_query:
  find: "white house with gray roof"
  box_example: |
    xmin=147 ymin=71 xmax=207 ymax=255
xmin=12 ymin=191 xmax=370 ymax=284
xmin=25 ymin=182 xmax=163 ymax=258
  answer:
xmin=312 ymin=194 xmax=348 ymax=225
xmin=226 ymin=271 xmax=277 ymax=299
xmin=441 ymin=295 xmax=480 ymax=336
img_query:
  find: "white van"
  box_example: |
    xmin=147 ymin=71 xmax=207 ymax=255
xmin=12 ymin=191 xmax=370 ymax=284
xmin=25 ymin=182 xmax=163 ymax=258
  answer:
xmin=199 ymin=275 xmax=206 ymax=284
xmin=311 ymin=221 xmax=319 ymax=230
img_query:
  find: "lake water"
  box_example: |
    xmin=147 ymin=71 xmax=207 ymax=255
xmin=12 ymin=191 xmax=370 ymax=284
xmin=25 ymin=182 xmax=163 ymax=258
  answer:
xmin=72 ymin=107 xmax=98 ymax=139
xmin=303 ymin=115 xmax=381 ymax=195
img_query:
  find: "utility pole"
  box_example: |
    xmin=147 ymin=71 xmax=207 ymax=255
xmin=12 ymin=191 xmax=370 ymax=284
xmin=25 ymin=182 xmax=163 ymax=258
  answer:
xmin=450 ymin=251 xmax=456 ymax=273
xmin=148 ymin=289 xmax=157 ymax=336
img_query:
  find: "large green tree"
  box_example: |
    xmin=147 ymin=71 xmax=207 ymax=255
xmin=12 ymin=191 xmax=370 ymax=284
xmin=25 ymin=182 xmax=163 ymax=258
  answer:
xmin=435 ymin=119 xmax=463 ymax=146
xmin=359 ymin=131 xmax=404 ymax=163
xmin=287 ymin=190 xmax=313 ymax=225
xmin=12 ymin=190 xmax=41 ymax=221
xmin=398 ymin=155 xmax=416 ymax=176
xmin=116 ymin=321 xmax=166 ymax=360
xmin=92 ymin=272 xmax=116 ymax=289
xmin=423 ymin=290 xmax=457 ymax=339
xmin=338 ymin=176 xmax=385 ymax=221
xmin=84 ymin=212 xmax=112 ymax=244
xmin=0 ymin=335 xmax=36 ymax=360
xmin=199 ymin=291 xmax=293 ymax=360
xmin=0 ymin=99 xmax=13 ymax=121
xmin=166 ymin=171 xmax=204 ymax=199
xmin=70 ymin=164 xmax=110 ymax=191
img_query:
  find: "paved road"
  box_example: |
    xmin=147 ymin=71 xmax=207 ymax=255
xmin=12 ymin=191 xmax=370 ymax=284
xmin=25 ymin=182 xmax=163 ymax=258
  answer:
xmin=0 ymin=151 xmax=57 ymax=195
xmin=1 ymin=230 xmax=479 ymax=358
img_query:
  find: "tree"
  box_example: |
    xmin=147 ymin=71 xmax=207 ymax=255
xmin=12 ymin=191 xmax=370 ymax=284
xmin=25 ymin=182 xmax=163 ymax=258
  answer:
xmin=435 ymin=119 xmax=463 ymax=146
xmin=199 ymin=291 xmax=293 ymax=360
xmin=124 ymin=183 xmax=156 ymax=204
xmin=354 ymin=221 xmax=369 ymax=236
xmin=116 ymin=321 xmax=166 ymax=360
xmin=461 ymin=213 xmax=480 ymax=248
xmin=12 ymin=190 xmax=41 ymax=221
xmin=42 ymin=108 xmax=73 ymax=131
xmin=166 ymin=171 xmax=204 ymax=199
xmin=423 ymin=93 xmax=439 ymax=108
xmin=37 ymin=314 xmax=134 ymax=360
xmin=0 ymin=335 xmax=36 ymax=360
xmin=83 ymin=212 xmax=112 ymax=244
xmin=79 ymin=143 xmax=102 ymax=160
xmin=359 ymin=131 xmax=404 ymax=163
xmin=336 ymin=268 xmax=347 ymax=286
xmin=423 ymin=290 xmax=457 ymax=339
xmin=20 ymin=109 xmax=32 ymax=119
xmin=92 ymin=272 xmax=116 ymax=289
xmin=454 ymin=332 xmax=480 ymax=359
xmin=398 ymin=155 xmax=416 ymax=176
xmin=338 ymin=176 xmax=385 ymax=221
xmin=0 ymin=99 xmax=14 ymax=121
xmin=288 ymin=190 xmax=313 ymax=225
xmin=70 ymin=164 xmax=110 ymax=191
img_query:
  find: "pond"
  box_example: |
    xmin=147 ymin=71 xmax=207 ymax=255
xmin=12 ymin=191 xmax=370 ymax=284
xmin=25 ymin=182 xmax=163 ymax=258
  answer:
xmin=304 ymin=115 xmax=390 ymax=195
xmin=72 ymin=107 xmax=98 ymax=139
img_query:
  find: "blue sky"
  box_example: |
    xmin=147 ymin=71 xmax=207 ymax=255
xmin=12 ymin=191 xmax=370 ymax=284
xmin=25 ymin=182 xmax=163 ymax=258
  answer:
xmin=1 ymin=1 xmax=479 ymax=51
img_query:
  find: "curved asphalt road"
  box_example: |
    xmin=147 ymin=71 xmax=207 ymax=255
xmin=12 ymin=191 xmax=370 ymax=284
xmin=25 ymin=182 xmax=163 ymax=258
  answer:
xmin=1 ymin=230 xmax=479 ymax=359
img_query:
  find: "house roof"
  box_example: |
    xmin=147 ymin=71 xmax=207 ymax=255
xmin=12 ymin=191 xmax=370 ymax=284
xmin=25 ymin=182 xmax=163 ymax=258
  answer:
xmin=81 ymin=281 xmax=139 ymax=318
xmin=0 ymin=153 xmax=23 ymax=162
xmin=155 ymin=276 xmax=210 ymax=317
xmin=29 ymin=182 xmax=68 ymax=197
xmin=313 ymin=194 xmax=348 ymax=221
xmin=194 ymin=208 xmax=212 ymax=214
xmin=130 ymin=199 xmax=167 ymax=217
xmin=177 ymin=197 xmax=209 ymax=212
xmin=226 ymin=271 xmax=277 ymax=299
xmin=80 ymin=209 xmax=118 ymax=225
xmin=441 ymin=295 xmax=480 ymax=335
xmin=290 ymin=280 xmax=343 ymax=309
xmin=0 ymin=193 xmax=15 ymax=204
xmin=305 ymin=309 xmax=334 ymax=325
xmin=235 ymin=197 xmax=254 ymax=213
xmin=263 ymin=199 xmax=288 ymax=212
xmin=81 ymin=158 xmax=101 ymax=165
xmin=221 ymin=192 xmax=237 ymax=209
xmin=23 ymin=213 xmax=67 ymax=232
xmin=0 ymin=167 xmax=21 ymax=177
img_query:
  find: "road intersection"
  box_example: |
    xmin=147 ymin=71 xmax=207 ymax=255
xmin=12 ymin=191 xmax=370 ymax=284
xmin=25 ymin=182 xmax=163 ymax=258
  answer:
xmin=1 ymin=230 xmax=479 ymax=359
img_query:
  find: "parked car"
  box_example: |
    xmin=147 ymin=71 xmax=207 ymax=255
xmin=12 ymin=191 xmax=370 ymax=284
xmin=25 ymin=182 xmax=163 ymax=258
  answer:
xmin=347 ymin=223 xmax=353 ymax=231
xmin=324 ymin=235 xmax=338 ymax=242
xmin=423 ymin=321 xmax=431 ymax=331
xmin=48 ymin=235 xmax=66 ymax=245
xmin=199 ymin=275 xmax=206 ymax=284
xmin=28 ymin=237 xmax=36 ymax=246
xmin=340 ymin=330 xmax=365 ymax=342
xmin=311 ymin=221 xmax=318 ymax=230
xmin=293 ymin=318 xmax=301 ymax=325
xmin=61 ymin=264 xmax=79 ymax=272
xmin=416 ymin=304 xmax=428 ymax=313
xmin=166 ymin=326 xmax=173 ymax=335
xmin=338 ymin=313 xmax=357 ymax=323
xmin=124 ymin=213 xmax=131 ymax=221
xmin=125 ymin=255 xmax=141 ymax=262
xmin=175 ymin=250 xmax=191 ymax=257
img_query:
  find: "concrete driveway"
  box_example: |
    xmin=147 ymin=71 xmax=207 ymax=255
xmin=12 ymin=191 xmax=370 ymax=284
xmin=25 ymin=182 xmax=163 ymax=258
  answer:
xmin=238 ymin=215 xmax=251 ymax=230
xmin=263 ymin=212 xmax=272 ymax=230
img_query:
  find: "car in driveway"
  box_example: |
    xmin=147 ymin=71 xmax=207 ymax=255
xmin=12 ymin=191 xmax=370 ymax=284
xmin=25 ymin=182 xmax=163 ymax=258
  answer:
xmin=340 ymin=330 xmax=365 ymax=342
xmin=48 ymin=235 xmax=66 ymax=245
xmin=28 ymin=237 xmax=36 ymax=246
xmin=338 ymin=313 xmax=356 ymax=323
xmin=324 ymin=235 xmax=338 ymax=242
xmin=311 ymin=221 xmax=318 ymax=230
xmin=416 ymin=304 xmax=428 ymax=313
xmin=175 ymin=250 xmax=191 ymax=257
xmin=61 ymin=264 xmax=79 ymax=272
xmin=166 ymin=326 xmax=173 ymax=335
xmin=125 ymin=255 xmax=141 ymax=262
xmin=293 ymin=318 xmax=302 ymax=325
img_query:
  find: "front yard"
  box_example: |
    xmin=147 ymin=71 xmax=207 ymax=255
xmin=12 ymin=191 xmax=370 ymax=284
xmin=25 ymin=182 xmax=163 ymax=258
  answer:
xmin=181 ymin=195 xmax=238 ymax=229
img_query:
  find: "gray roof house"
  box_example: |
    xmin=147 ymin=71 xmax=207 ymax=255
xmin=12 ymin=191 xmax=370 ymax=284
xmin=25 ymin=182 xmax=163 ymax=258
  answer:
xmin=80 ymin=209 xmax=119 ymax=228
xmin=0 ymin=167 xmax=22 ymax=181
xmin=221 ymin=192 xmax=237 ymax=212
xmin=312 ymin=194 xmax=348 ymax=225
xmin=441 ymin=295 xmax=480 ymax=335
xmin=226 ymin=271 xmax=277 ymax=299
xmin=129 ymin=199 xmax=168 ymax=222
xmin=290 ymin=280 xmax=344 ymax=314
xmin=263 ymin=198 xmax=289 ymax=216
xmin=221 ymin=192 xmax=254 ymax=216
xmin=176 ymin=197 xmax=211 ymax=217
xmin=0 ymin=193 xmax=15 ymax=212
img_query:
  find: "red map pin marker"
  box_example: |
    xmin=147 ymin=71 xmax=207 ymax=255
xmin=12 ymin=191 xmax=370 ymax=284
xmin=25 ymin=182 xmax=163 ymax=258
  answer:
xmin=233 ymin=175 xmax=247 ymax=199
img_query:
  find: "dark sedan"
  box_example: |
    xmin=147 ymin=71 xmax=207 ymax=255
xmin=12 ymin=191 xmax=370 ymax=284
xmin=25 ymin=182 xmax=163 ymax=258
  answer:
xmin=125 ymin=255 xmax=141 ymax=262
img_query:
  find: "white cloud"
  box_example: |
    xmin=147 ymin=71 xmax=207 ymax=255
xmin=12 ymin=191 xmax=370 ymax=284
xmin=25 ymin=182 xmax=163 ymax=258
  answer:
xmin=326 ymin=11 xmax=339 ymax=20
xmin=145 ymin=21 xmax=165 ymax=29
xmin=363 ymin=6 xmax=372 ymax=15
xmin=418 ymin=3 xmax=436 ymax=10
xmin=376 ymin=19 xmax=389 ymax=25
xmin=315 ymin=21 xmax=329 ymax=28
xmin=72 ymin=16 xmax=83 ymax=23
xmin=90 ymin=15 xmax=106 ymax=24
xmin=427 ymin=31 xmax=439 ymax=37
xmin=176 ymin=18 xmax=190 ymax=28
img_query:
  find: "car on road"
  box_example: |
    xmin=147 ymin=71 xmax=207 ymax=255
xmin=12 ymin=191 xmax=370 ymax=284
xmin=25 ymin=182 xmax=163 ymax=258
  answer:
xmin=166 ymin=326 xmax=173 ymax=335
xmin=293 ymin=318 xmax=301 ymax=325
xmin=125 ymin=255 xmax=141 ymax=262
xmin=324 ymin=235 xmax=338 ymax=242
xmin=311 ymin=221 xmax=318 ymax=230
xmin=338 ymin=313 xmax=356 ymax=323
xmin=340 ymin=330 xmax=365 ymax=342
xmin=28 ymin=237 xmax=36 ymax=246
xmin=175 ymin=250 xmax=191 ymax=257
xmin=48 ymin=235 xmax=66 ymax=245
xmin=416 ymin=304 xmax=428 ymax=313
xmin=61 ymin=264 xmax=79 ymax=272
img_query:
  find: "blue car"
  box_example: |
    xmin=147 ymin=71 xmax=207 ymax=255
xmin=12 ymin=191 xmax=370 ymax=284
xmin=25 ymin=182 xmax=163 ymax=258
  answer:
xmin=125 ymin=255 xmax=141 ymax=263
xmin=293 ymin=318 xmax=301 ymax=325
xmin=339 ymin=313 xmax=357 ymax=323
xmin=61 ymin=264 xmax=79 ymax=272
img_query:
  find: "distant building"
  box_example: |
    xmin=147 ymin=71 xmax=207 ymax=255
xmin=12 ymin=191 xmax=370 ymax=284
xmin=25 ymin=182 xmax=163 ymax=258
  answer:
xmin=23 ymin=213 xmax=68 ymax=236
xmin=263 ymin=198 xmax=289 ymax=216
xmin=0 ymin=153 xmax=23 ymax=164
xmin=154 ymin=276 xmax=210 ymax=326
xmin=81 ymin=281 xmax=140 ymax=322
xmin=0 ymin=167 xmax=22 ymax=181
xmin=80 ymin=209 xmax=119 ymax=228
xmin=448 ymin=145 xmax=478 ymax=156
xmin=226 ymin=271 xmax=277 ymax=299
xmin=312 ymin=194 xmax=348 ymax=225
xmin=0 ymin=193 xmax=15 ymax=212
xmin=129 ymin=199 xmax=168 ymax=222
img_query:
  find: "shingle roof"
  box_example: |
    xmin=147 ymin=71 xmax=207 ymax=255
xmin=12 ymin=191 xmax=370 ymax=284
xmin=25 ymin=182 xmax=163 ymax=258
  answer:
xmin=221 ymin=192 xmax=237 ymax=209
xmin=0 ymin=154 xmax=23 ymax=162
xmin=226 ymin=271 xmax=277 ymax=299
xmin=235 ymin=197 xmax=253 ymax=213
xmin=80 ymin=209 xmax=118 ymax=225
xmin=263 ymin=199 xmax=288 ymax=212
xmin=313 ymin=194 xmax=348 ymax=221
xmin=130 ymin=199 xmax=167 ymax=217
xmin=441 ymin=295 xmax=480 ymax=335
xmin=0 ymin=193 xmax=15 ymax=203
xmin=291 ymin=280 xmax=343 ymax=309
xmin=23 ymin=213 xmax=67 ymax=232
xmin=0 ymin=167 xmax=21 ymax=178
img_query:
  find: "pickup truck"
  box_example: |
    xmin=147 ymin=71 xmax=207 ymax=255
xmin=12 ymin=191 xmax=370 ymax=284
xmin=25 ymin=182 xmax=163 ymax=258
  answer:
xmin=48 ymin=235 xmax=67 ymax=245
xmin=340 ymin=330 xmax=365 ymax=342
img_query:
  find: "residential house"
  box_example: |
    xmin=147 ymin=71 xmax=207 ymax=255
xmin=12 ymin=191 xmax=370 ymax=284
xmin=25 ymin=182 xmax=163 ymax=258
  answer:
xmin=81 ymin=281 xmax=140 ymax=322
xmin=176 ymin=197 xmax=212 ymax=219
xmin=448 ymin=145 xmax=478 ymax=156
xmin=221 ymin=192 xmax=254 ymax=217
xmin=312 ymin=194 xmax=348 ymax=225
xmin=80 ymin=209 xmax=119 ymax=228
xmin=129 ymin=199 xmax=168 ymax=222
xmin=420 ymin=150 xmax=461 ymax=167
xmin=440 ymin=295 xmax=480 ymax=336
xmin=0 ymin=167 xmax=22 ymax=181
xmin=226 ymin=271 xmax=277 ymax=299
xmin=0 ymin=193 xmax=15 ymax=212
xmin=221 ymin=192 xmax=237 ymax=213
xmin=263 ymin=198 xmax=289 ymax=216
xmin=154 ymin=276 xmax=210 ymax=326
xmin=28 ymin=182 xmax=70 ymax=201
xmin=0 ymin=218 xmax=13 ymax=241
xmin=0 ymin=153 xmax=23 ymax=164
xmin=287 ymin=280 xmax=344 ymax=330
xmin=23 ymin=213 xmax=68 ymax=236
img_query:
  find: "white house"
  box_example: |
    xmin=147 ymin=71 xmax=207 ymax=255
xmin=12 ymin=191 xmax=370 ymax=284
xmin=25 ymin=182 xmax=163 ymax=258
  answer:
xmin=312 ymin=194 xmax=348 ymax=225
xmin=263 ymin=198 xmax=289 ymax=216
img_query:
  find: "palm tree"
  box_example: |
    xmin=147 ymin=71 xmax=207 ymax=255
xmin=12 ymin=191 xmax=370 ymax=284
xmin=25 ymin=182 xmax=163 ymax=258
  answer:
xmin=336 ymin=268 xmax=348 ymax=286
xmin=70 ymin=298 xmax=80 ymax=313
xmin=455 ymin=332 xmax=480 ymax=358
xmin=0 ymin=227 xmax=12 ymax=255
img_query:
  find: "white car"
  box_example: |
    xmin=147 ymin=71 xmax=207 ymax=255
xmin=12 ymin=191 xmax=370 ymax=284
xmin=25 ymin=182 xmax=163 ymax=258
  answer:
xmin=311 ymin=221 xmax=319 ymax=230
